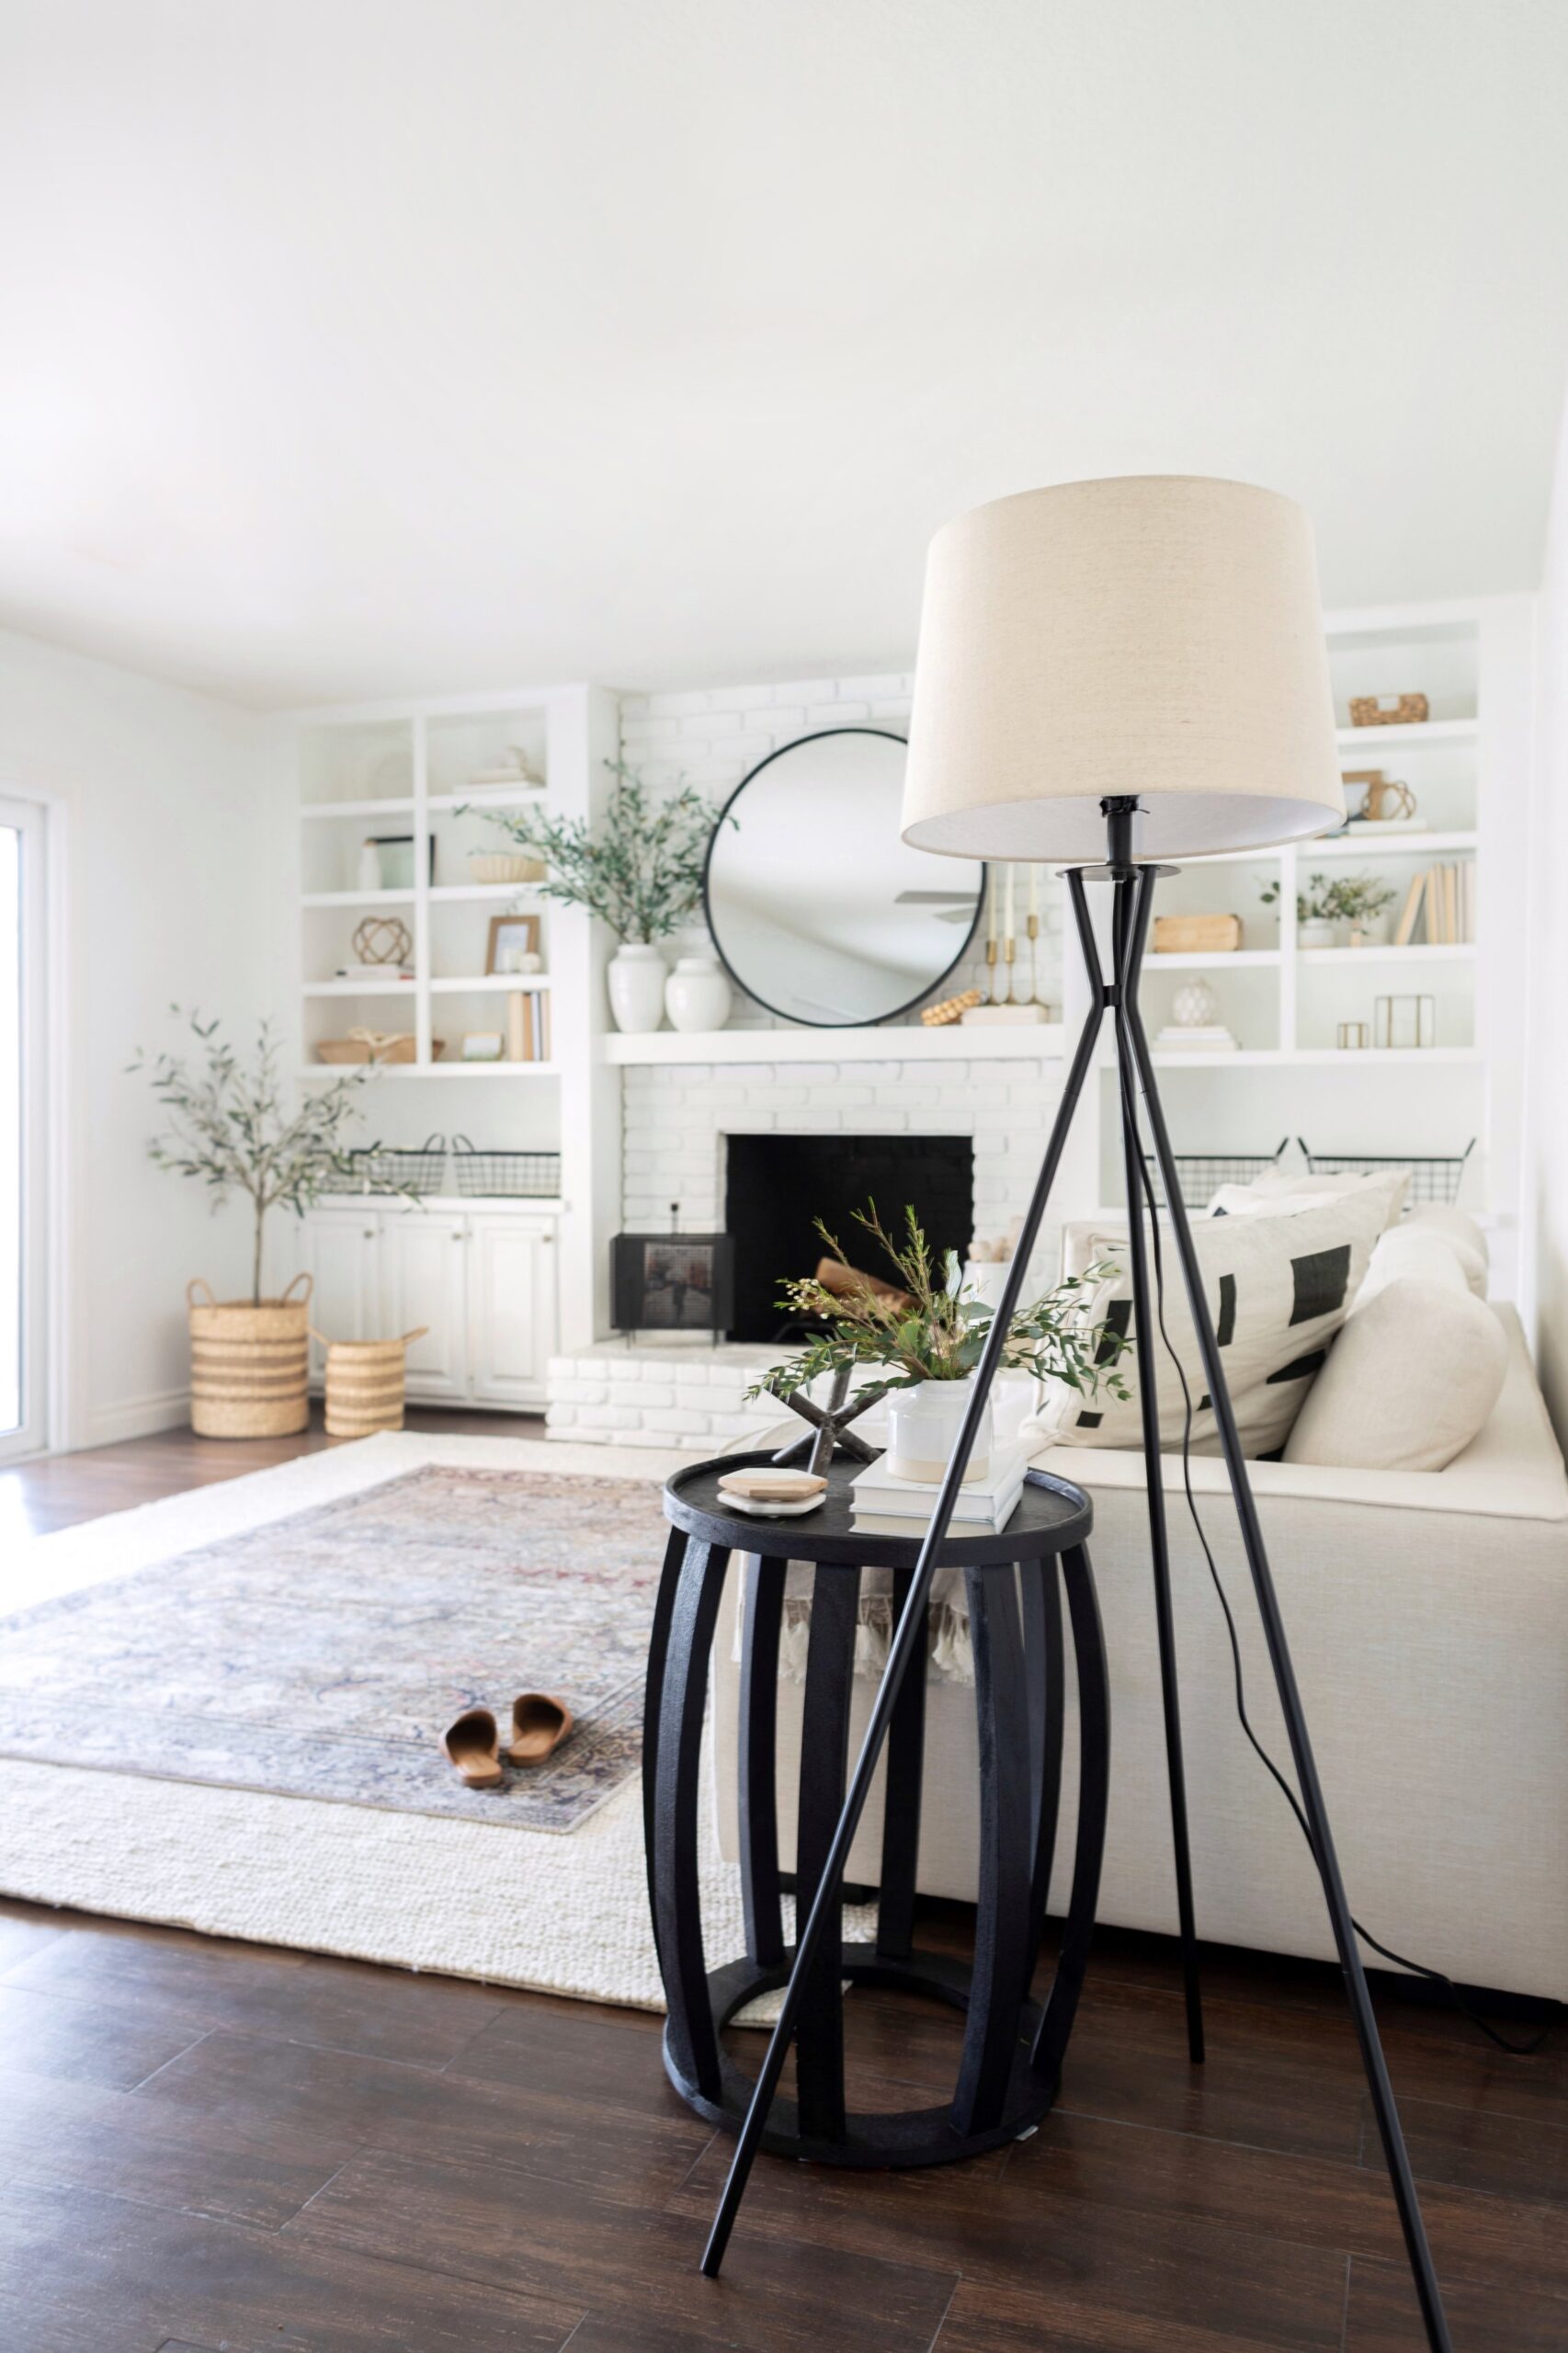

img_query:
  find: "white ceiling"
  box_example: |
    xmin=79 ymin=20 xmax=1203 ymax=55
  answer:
xmin=3 ymin=0 xmax=1566 ymax=709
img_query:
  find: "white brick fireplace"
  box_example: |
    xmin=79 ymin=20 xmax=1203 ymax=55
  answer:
xmin=545 ymin=1048 xmax=1071 ymax=1449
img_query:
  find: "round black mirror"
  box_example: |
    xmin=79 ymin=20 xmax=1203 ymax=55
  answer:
xmin=703 ymin=729 xmax=984 ymax=1027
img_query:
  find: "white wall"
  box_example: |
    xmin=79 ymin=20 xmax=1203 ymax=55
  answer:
xmin=0 ymin=624 xmax=276 ymax=1448
xmin=1526 ymin=399 xmax=1568 ymax=1433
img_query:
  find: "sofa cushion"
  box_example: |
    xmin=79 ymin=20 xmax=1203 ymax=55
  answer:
xmin=1359 ymin=1223 xmax=1473 ymax=1307
xmin=1283 ymin=1276 xmax=1508 ymax=1472
xmin=1403 ymin=1203 xmax=1489 ymax=1295
xmin=1206 ymin=1165 xmax=1410 ymax=1225
xmin=1039 ymin=1186 xmax=1390 ymax=1457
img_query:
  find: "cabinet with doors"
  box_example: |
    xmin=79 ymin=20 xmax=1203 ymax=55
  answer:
xmin=299 ymin=1199 xmax=558 ymax=1409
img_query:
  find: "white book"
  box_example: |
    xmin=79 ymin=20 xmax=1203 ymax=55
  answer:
xmin=852 ymin=1442 xmax=1027 ymax=1512
xmin=853 ymin=1485 xmax=1024 ymax=1540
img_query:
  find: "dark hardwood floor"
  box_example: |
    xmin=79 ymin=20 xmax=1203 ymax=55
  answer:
xmin=0 ymin=1415 xmax=1561 ymax=2349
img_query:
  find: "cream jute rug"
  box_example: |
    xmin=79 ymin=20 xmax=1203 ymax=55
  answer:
xmin=0 ymin=1433 xmax=871 ymax=2010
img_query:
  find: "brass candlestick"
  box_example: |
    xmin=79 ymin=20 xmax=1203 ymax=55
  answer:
xmin=1003 ymin=936 xmax=1017 ymax=1004
xmin=1026 ymin=908 xmax=1041 ymax=1004
xmin=983 ymin=938 xmax=998 ymax=1003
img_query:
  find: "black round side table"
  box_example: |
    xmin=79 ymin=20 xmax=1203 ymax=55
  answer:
xmin=643 ymin=1451 xmax=1110 ymax=2170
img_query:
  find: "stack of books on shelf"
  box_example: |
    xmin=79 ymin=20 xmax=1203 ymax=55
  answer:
xmin=335 ymin=961 xmax=415 ymax=983
xmin=849 ymin=1442 xmax=1028 ymax=1538
xmin=1152 ymin=1023 xmax=1239 ymax=1053
xmin=506 ymin=991 xmax=551 ymax=1062
xmin=1392 ymin=862 xmax=1475 ymax=947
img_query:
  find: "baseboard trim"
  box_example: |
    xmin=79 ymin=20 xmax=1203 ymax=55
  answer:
xmin=82 ymin=1386 xmax=192 ymax=1449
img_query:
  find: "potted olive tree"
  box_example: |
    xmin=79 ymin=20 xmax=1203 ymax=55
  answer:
xmin=748 ymin=1202 xmax=1131 ymax=1482
xmin=475 ymin=760 xmax=728 ymax=1031
xmin=133 ymin=1012 xmax=373 ymax=1438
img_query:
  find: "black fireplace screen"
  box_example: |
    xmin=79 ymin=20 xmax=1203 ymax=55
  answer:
xmin=724 ymin=1132 xmax=974 ymax=1344
xmin=611 ymin=1233 xmax=735 ymax=1336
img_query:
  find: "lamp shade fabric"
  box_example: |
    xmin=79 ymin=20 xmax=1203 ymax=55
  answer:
xmin=902 ymin=475 xmax=1346 ymax=862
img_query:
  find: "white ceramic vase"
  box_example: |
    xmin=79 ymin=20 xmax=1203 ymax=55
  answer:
xmin=1300 ymin=917 xmax=1337 ymax=949
xmin=885 ymin=1375 xmax=993 ymax=1485
xmin=607 ymin=941 xmax=667 ymax=1033
xmin=665 ymin=951 xmax=733 ymax=1034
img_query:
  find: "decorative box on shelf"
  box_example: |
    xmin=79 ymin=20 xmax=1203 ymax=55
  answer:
xmin=1152 ymin=914 xmax=1242 ymax=955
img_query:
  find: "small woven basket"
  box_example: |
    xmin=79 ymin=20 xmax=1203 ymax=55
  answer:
xmin=312 ymin=1326 xmax=429 ymax=1438
xmin=187 ymin=1273 xmax=312 ymax=1438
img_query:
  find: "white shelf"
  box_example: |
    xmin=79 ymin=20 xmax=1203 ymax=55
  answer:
xmin=301 ymin=889 xmax=416 ymax=910
xmin=603 ymin=1022 xmax=1066 ymax=1064
xmin=1309 ymin=830 xmax=1476 ymax=858
xmin=1335 ymin=718 xmax=1476 ymax=752
xmin=302 ymin=979 xmax=417 ymax=997
xmin=427 ymin=787 xmax=548 ymax=813
xmin=300 ymin=1060 xmax=559 ymax=1079
xmin=429 ymin=882 xmax=546 ymax=904
xmin=1298 ymin=944 xmax=1475 ymax=967
xmin=300 ymin=798 xmax=416 ymax=822
xmin=428 ymin=974 xmax=551 ymax=994
xmin=1149 ymin=1047 xmax=1480 ymax=1069
xmin=1147 ymin=949 xmax=1280 ymax=969
xmin=314 ymin=1192 xmax=564 ymax=1213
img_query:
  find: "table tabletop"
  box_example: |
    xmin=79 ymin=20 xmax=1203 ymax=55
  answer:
xmin=663 ymin=1449 xmax=1092 ymax=1567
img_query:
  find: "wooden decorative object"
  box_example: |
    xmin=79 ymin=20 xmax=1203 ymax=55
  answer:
xmin=921 ymin=987 xmax=983 ymax=1027
xmin=313 ymin=1326 xmax=428 ymax=1438
xmin=316 ymin=1032 xmax=446 ymax=1063
xmin=350 ymin=915 xmax=413 ymax=966
xmin=1346 ymin=770 xmax=1418 ymax=823
xmin=1348 ymin=693 xmax=1429 ymax=728
xmin=814 ymin=1256 xmax=915 ymax=1314
xmin=1151 ymin=913 xmax=1243 ymax=954
xmin=717 ymin=1470 xmax=828 ymax=1503
xmin=187 ymin=1273 xmax=312 ymax=1438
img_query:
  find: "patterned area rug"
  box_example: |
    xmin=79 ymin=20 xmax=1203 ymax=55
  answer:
xmin=0 ymin=1464 xmax=667 ymax=1834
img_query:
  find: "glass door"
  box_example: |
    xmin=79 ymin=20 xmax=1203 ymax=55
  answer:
xmin=0 ymin=797 xmax=46 ymax=1460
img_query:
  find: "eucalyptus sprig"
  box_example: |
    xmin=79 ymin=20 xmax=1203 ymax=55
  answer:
xmin=745 ymin=1201 xmax=1131 ymax=1404
xmin=131 ymin=1010 xmax=377 ymax=1305
xmin=472 ymin=758 xmax=728 ymax=944
xmin=1260 ymin=870 xmax=1398 ymax=925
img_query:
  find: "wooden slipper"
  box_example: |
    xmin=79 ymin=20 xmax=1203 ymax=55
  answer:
xmin=443 ymin=1707 xmax=504 ymax=1789
xmin=506 ymin=1693 xmax=573 ymax=1766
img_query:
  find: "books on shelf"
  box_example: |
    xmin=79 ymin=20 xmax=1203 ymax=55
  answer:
xmin=506 ymin=990 xmax=551 ymax=1063
xmin=849 ymin=1443 xmax=1027 ymax=1536
xmin=335 ymin=963 xmax=415 ymax=983
xmin=1153 ymin=1023 xmax=1239 ymax=1052
xmin=1391 ymin=860 xmax=1475 ymax=948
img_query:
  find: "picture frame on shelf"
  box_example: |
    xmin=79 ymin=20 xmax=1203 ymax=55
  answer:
xmin=371 ymin=834 xmax=436 ymax=890
xmin=485 ymin=912 xmax=543 ymax=975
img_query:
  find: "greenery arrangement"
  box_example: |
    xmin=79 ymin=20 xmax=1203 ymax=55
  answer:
xmin=132 ymin=1011 xmax=376 ymax=1305
xmin=1259 ymin=870 xmax=1398 ymax=926
xmin=745 ymin=1201 xmax=1131 ymax=1404
xmin=473 ymin=758 xmax=728 ymax=944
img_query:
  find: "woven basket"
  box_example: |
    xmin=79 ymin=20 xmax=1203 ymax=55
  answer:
xmin=187 ymin=1273 xmax=312 ymax=1438
xmin=312 ymin=1325 xmax=428 ymax=1438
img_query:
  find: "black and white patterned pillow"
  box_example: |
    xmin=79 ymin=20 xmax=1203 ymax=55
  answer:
xmin=1039 ymin=1188 xmax=1391 ymax=1458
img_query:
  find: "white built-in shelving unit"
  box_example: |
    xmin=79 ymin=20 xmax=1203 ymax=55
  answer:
xmin=1078 ymin=595 xmax=1533 ymax=1289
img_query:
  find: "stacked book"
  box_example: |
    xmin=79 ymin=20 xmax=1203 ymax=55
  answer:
xmin=1152 ymin=1022 xmax=1239 ymax=1053
xmin=1392 ymin=862 xmax=1475 ymax=947
xmin=506 ymin=991 xmax=551 ymax=1062
xmin=849 ymin=1443 xmax=1028 ymax=1538
xmin=335 ymin=961 xmax=415 ymax=983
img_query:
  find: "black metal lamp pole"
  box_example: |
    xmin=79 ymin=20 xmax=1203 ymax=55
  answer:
xmin=695 ymin=799 xmax=1452 ymax=2353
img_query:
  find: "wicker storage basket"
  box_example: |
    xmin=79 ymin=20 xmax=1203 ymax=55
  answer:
xmin=187 ymin=1272 xmax=312 ymax=1438
xmin=312 ymin=1325 xmax=428 ymax=1438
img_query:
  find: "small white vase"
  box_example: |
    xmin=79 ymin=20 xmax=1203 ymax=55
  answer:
xmin=665 ymin=952 xmax=733 ymax=1034
xmin=607 ymin=941 xmax=667 ymax=1033
xmin=1300 ymin=917 xmax=1338 ymax=949
xmin=885 ymin=1375 xmax=992 ymax=1485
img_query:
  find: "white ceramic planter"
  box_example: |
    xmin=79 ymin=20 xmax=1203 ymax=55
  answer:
xmin=1300 ymin=917 xmax=1338 ymax=949
xmin=885 ymin=1375 xmax=992 ymax=1485
xmin=607 ymin=942 xmax=667 ymax=1033
xmin=665 ymin=951 xmax=733 ymax=1034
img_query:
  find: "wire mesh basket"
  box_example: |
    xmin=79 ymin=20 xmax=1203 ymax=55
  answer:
xmin=449 ymin=1137 xmax=562 ymax=1199
xmin=317 ymin=1135 xmax=449 ymax=1196
xmin=1298 ymin=1138 xmax=1475 ymax=1207
xmin=1141 ymin=1138 xmax=1290 ymax=1212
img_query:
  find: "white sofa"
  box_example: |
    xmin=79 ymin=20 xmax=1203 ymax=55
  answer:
xmin=712 ymin=1303 xmax=1568 ymax=2000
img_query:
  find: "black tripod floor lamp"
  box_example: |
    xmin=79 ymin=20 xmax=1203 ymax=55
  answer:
xmin=699 ymin=476 xmax=1454 ymax=2352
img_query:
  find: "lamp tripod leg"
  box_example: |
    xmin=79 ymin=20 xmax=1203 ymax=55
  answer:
xmin=1108 ymin=874 xmax=1205 ymax=2064
xmin=1119 ymin=862 xmax=1452 ymax=2353
xmin=699 ymin=977 xmax=1107 ymax=2279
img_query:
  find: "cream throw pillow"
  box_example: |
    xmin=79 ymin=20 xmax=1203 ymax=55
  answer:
xmin=1284 ymin=1280 xmax=1507 ymax=1472
xmin=1039 ymin=1187 xmax=1390 ymax=1458
xmin=1206 ymin=1165 xmax=1411 ymax=1226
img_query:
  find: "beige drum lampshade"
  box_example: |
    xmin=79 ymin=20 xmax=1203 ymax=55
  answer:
xmin=902 ymin=475 xmax=1345 ymax=862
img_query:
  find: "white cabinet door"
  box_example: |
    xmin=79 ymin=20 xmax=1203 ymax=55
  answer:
xmin=466 ymin=1215 xmax=557 ymax=1408
xmin=379 ymin=1210 xmax=470 ymax=1401
xmin=301 ymin=1211 xmax=381 ymax=1383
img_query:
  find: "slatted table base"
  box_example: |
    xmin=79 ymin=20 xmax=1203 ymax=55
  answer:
xmin=646 ymin=1456 xmax=1108 ymax=2175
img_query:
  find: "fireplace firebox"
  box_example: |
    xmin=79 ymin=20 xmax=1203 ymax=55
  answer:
xmin=723 ymin=1132 xmax=974 ymax=1343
